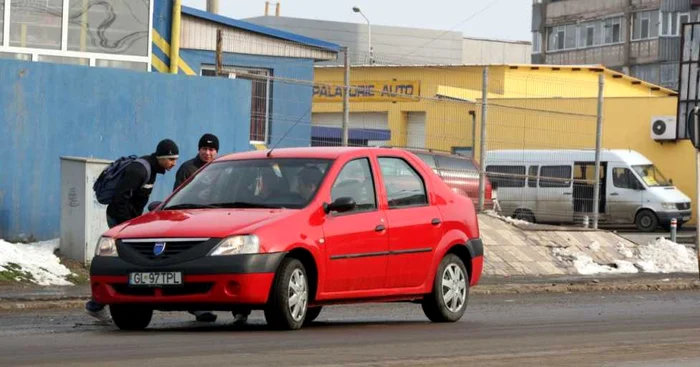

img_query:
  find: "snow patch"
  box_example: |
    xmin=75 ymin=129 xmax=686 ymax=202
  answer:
xmin=587 ymin=241 xmax=601 ymax=252
xmin=616 ymin=242 xmax=635 ymax=258
xmin=483 ymin=210 xmax=532 ymax=226
xmin=553 ymin=247 xmax=638 ymax=275
xmin=635 ymin=238 xmax=697 ymax=273
xmin=552 ymin=238 xmax=697 ymax=275
xmin=0 ymin=239 xmax=74 ymax=286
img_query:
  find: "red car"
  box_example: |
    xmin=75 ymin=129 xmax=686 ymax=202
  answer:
xmin=407 ymin=149 xmax=494 ymax=210
xmin=90 ymin=147 xmax=484 ymax=330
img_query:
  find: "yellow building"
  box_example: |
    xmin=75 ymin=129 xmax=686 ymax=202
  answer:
xmin=312 ymin=64 xmax=698 ymax=222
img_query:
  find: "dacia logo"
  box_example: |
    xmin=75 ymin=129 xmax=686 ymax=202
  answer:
xmin=153 ymin=242 xmax=167 ymax=256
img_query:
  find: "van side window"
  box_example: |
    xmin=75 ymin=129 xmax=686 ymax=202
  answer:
xmin=613 ymin=167 xmax=640 ymax=189
xmin=527 ymin=166 xmax=539 ymax=188
xmin=539 ymin=166 xmax=572 ymax=188
xmin=485 ymin=165 xmax=526 ymax=188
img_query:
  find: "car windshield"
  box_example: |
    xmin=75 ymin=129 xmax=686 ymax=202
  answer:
xmin=163 ymin=158 xmax=332 ymax=210
xmin=632 ymin=164 xmax=672 ymax=187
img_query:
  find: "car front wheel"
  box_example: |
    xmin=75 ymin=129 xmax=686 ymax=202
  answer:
xmin=264 ymin=258 xmax=309 ymax=330
xmin=421 ymin=253 xmax=469 ymax=323
xmin=110 ymin=305 xmax=153 ymax=330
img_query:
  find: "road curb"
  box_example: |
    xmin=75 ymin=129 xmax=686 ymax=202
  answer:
xmin=471 ymin=278 xmax=700 ymax=295
xmin=2 ymin=278 xmax=700 ymax=311
xmin=0 ymin=299 xmax=88 ymax=311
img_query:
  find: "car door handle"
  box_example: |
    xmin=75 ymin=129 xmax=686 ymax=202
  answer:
xmin=375 ymin=224 xmax=386 ymax=232
xmin=431 ymin=218 xmax=441 ymax=225
xmin=611 ymin=192 xmax=619 ymax=196
xmin=563 ymin=192 xmax=572 ymax=196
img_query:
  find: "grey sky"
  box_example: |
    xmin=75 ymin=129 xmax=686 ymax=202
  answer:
xmin=181 ymin=0 xmax=532 ymax=42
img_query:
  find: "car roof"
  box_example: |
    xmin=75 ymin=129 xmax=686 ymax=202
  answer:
xmin=215 ymin=146 xmax=399 ymax=162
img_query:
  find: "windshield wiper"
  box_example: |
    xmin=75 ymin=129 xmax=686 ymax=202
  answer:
xmin=163 ymin=203 xmax=218 ymax=210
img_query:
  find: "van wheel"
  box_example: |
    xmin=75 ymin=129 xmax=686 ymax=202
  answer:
xmin=421 ymin=254 xmax=469 ymax=323
xmin=635 ymin=210 xmax=659 ymax=232
xmin=110 ymin=305 xmax=152 ymax=330
xmin=264 ymin=258 xmax=308 ymax=330
xmin=514 ymin=210 xmax=535 ymax=223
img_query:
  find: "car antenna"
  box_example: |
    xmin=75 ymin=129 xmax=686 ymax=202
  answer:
xmin=266 ymin=107 xmax=311 ymax=158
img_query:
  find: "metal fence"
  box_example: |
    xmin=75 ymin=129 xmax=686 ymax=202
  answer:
xmin=216 ymin=33 xmax=609 ymax=229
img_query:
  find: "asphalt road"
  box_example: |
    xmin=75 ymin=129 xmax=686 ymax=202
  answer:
xmin=1 ymin=290 xmax=700 ymax=366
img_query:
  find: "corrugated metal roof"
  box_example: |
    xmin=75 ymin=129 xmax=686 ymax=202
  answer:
xmin=181 ymin=6 xmax=341 ymax=53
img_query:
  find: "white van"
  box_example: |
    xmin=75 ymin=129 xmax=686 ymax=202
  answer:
xmin=484 ymin=149 xmax=692 ymax=232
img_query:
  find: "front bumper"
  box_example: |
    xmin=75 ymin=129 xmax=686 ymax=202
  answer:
xmin=656 ymin=210 xmax=692 ymax=225
xmin=90 ymin=253 xmax=286 ymax=307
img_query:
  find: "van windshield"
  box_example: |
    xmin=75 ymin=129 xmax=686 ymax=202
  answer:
xmin=164 ymin=158 xmax=332 ymax=210
xmin=632 ymin=164 xmax=672 ymax=187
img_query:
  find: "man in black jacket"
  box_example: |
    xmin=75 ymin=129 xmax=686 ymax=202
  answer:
xmin=171 ymin=133 xmax=222 ymax=323
xmin=173 ymin=133 xmax=219 ymax=191
xmin=86 ymin=139 xmax=180 ymax=322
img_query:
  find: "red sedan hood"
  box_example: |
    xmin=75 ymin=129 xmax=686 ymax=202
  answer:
xmin=114 ymin=209 xmax=294 ymax=239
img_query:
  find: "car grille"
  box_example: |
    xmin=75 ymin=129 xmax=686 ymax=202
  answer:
xmin=123 ymin=240 xmax=204 ymax=260
xmin=676 ymin=202 xmax=691 ymax=211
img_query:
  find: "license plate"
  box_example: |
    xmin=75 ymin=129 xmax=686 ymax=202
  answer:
xmin=683 ymin=216 xmax=691 ymax=221
xmin=128 ymin=272 xmax=182 ymax=286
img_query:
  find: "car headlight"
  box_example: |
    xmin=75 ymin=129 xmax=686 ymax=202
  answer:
xmin=95 ymin=237 xmax=118 ymax=257
xmin=662 ymin=203 xmax=677 ymax=210
xmin=209 ymin=235 xmax=260 ymax=256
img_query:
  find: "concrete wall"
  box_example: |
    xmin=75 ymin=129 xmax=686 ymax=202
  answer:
xmin=462 ymin=38 xmax=532 ymax=64
xmin=243 ymin=16 xmax=464 ymax=66
xmin=0 ymin=59 xmax=252 ymax=241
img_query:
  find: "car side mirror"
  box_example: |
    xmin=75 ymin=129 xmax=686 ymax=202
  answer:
xmin=323 ymin=197 xmax=356 ymax=214
xmin=147 ymin=201 xmax=162 ymax=212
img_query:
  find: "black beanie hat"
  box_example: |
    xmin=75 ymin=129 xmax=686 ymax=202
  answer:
xmin=155 ymin=139 xmax=179 ymax=159
xmin=198 ymin=133 xmax=219 ymax=151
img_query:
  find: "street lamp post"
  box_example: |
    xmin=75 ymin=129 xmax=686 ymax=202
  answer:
xmin=352 ymin=6 xmax=373 ymax=64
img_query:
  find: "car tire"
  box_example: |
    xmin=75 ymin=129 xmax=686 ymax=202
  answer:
xmin=421 ymin=253 xmax=469 ymax=323
xmin=303 ymin=306 xmax=323 ymax=325
xmin=635 ymin=210 xmax=659 ymax=232
xmin=264 ymin=258 xmax=308 ymax=330
xmin=110 ymin=305 xmax=153 ymax=331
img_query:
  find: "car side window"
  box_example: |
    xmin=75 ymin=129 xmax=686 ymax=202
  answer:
xmin=331 ymin=158 xmax=377 ymax=213
xmin=378 ymin=157 xmax=428 ymax=209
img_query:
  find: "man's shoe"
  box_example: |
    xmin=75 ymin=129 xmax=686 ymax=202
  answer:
xmin=86 ymin=307 xmax=112 ymax=323
xmin=233 ymin=313 xmax=248 ymax=326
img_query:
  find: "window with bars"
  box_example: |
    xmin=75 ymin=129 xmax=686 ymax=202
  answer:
xmin=201 ymin=65 xmax=272 ymax=143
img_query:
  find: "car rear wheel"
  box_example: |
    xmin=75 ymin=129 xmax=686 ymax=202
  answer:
xmin=110 ymin=305 xmax=153 ymax=330
xmin=421 ymin=254 xmax=469 ymax=323
xmin=264 ymin=258 xmax=308 ymax=330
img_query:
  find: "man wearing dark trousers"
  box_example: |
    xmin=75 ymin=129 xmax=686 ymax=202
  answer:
xmin=86 ymin=139 xmax=180 ymax=322
xmin=172 ymin=133 xmax=223 ymax=323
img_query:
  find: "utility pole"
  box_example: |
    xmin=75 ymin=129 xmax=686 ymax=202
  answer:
xmin=342 ymin=47 xmax=350 ymax=146
xmin=477 ymin=67 xmax=489 ymax=212
xmin=592 ymin=73 xmax=604 ymax=229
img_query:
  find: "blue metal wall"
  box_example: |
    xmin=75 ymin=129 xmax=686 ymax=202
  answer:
xmin=180 ymin=50 xmax=314 ymax=148
xmin=0 ymin=59 xmax=252 ymax=241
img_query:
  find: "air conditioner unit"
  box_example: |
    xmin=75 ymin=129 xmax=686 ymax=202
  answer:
xmin=650 ymin=116 xmax=677 ymax=141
